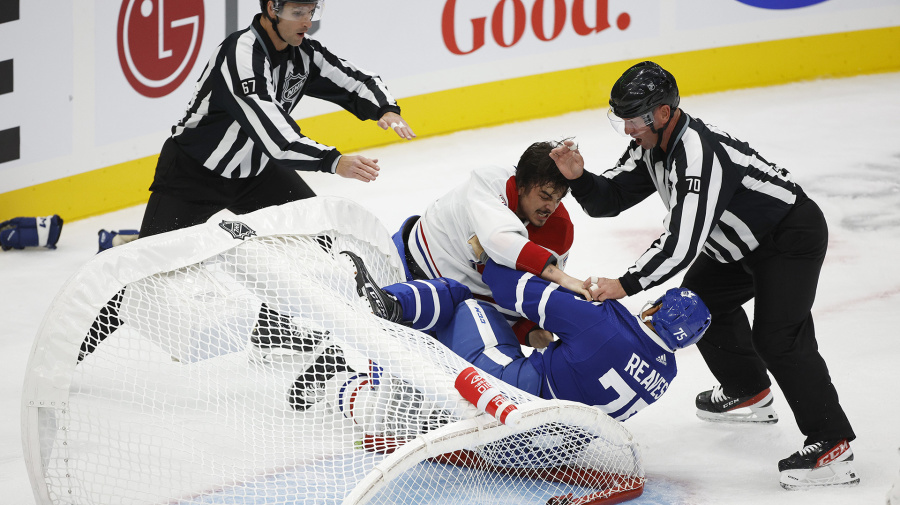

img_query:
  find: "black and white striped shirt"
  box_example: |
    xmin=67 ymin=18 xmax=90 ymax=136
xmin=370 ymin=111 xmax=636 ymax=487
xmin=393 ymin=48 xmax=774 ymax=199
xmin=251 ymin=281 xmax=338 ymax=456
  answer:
xmin=171 ymin=14 xmax=401 ymax=178
xmin=568 ymin=111 xmax=802 ymax=295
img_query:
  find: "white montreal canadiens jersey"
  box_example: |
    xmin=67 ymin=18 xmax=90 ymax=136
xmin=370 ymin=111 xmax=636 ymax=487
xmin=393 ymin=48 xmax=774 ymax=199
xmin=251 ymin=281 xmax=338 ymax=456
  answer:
xmin=406 ymin=165 xmax=572 ymax=300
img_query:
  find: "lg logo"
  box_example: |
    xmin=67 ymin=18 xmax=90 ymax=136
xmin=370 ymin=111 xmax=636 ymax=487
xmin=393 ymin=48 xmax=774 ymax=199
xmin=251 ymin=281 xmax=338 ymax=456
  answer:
xmin=441 ymin=0 xmax=630 ymax=55
xmin=117 ymin=0 xmax=205 ymax=98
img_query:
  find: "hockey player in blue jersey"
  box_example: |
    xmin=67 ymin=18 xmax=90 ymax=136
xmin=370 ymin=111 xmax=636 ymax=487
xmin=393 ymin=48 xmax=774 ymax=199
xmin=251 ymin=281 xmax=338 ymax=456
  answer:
xmin=341 ymin=251 xmax=711 ymax=421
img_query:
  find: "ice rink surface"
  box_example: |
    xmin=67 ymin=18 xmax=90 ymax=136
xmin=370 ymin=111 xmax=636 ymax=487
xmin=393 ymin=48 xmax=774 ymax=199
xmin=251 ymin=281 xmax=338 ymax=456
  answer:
xmin=2 ymin=72 xmax=899 ymax=504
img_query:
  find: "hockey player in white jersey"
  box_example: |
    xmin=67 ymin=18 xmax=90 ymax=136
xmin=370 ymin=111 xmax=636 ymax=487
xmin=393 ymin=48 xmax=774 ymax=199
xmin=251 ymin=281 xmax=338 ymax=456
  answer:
xmin=392 ymin=140 xmax=583 ymax=346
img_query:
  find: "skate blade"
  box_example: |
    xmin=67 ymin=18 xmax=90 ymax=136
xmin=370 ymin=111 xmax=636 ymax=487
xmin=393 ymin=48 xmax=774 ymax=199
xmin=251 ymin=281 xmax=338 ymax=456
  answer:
xmin=248 ymin=320 xmax=331 ymax=366
xmin=696 ymin=408 xmax=778 ymax=424
xmin=780 ymin=461 xmax=860 ymax=490
xmin=247 ymin=340 xmax=327 ymax=368
xmin=247 ymin=347 xmax=317 ymax=366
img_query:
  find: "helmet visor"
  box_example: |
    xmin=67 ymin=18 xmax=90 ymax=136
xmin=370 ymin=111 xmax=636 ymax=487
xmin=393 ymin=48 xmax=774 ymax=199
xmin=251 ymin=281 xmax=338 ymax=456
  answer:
xmin=607 ymin=108 xmax=653 ymax=137
xmin=275 ymin=1 xmax=324 ymax=22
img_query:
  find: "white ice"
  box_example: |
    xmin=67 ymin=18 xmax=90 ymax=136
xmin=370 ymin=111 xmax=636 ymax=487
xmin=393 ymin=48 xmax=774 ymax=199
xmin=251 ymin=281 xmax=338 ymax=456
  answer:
xmin=3 ymin=72 xmax=900 ymax=505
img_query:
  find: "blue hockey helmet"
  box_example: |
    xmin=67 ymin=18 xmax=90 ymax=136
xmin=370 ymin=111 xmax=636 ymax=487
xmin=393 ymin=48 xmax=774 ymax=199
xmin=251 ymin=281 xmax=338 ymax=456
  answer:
xmin=645 ymin=288 xmax=711 ymax=350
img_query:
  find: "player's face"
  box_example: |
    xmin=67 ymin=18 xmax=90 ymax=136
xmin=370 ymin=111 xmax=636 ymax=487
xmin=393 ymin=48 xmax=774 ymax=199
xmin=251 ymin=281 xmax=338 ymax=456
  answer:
xmin=272 ymin=1 xmax=316 ymax=46
xmin=517 ymin=184 xmax=564 ymax=227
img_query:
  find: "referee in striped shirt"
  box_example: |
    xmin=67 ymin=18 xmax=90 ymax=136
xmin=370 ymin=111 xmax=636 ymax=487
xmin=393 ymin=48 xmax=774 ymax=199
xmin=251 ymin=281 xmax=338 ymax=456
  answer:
xmin=139 ymin=0 xmax=415 ymax=237
xmin=549 ymin=61 xmax=856 ymax=485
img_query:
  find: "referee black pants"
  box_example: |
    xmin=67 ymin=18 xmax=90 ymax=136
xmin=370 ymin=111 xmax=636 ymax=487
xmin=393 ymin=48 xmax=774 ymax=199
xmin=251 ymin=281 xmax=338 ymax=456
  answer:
xmin=682 ymin=197 xmax=855 ymax=445
xmin=140 ymin=137 xmax=317 ymax=237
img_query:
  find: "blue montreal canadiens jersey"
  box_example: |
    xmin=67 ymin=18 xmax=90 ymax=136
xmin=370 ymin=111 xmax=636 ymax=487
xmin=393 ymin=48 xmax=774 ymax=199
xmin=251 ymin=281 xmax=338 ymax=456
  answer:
xmin=482 ymin=262 xmax=677 ymax=421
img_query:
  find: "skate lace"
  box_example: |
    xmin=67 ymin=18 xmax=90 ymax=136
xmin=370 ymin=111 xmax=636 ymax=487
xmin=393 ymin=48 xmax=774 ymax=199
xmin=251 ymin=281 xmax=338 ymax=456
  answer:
xmin=710 ymin=385 xmax=727 ymax=403
xmin=797 ymin=441 xmax=824 ymax=456
xmin=297 ymin=381 xmax=327 ymax=400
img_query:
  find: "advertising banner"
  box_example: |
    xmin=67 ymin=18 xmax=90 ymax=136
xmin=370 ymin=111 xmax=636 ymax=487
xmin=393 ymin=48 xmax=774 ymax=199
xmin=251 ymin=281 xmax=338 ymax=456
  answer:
xmin=95 ymin=0 xmax=225 ymax=147
xmin=0 ymin=0 xmax=897 ymax=211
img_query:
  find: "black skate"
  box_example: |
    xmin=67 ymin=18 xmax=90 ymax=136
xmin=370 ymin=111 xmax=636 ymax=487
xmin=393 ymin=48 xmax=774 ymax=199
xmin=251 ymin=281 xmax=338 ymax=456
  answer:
xmin=288 ymin=345 xmax=349 ymax=412
xmin=695 ymin=385 xmax=778 ymax=424
xmin=249 ymin=303 xmax=329 ymax=364
xmin=340 ymin=251 xmax=405 ymax=324
xmin=778 ymin=439 xmax=859 ymax=489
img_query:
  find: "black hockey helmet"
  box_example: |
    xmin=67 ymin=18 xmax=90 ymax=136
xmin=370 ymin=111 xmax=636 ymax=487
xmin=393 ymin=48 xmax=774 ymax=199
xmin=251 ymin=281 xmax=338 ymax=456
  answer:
xmin=608 ymin=61 xmax=680 ymax=119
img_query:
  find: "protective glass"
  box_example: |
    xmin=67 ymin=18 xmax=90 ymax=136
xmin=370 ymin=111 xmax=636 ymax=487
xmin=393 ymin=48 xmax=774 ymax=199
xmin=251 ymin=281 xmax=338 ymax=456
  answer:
xmin=607 ymin=108 xmax=654 ymax=137
xmin=276 ymin=1 xmax=324 ymax=22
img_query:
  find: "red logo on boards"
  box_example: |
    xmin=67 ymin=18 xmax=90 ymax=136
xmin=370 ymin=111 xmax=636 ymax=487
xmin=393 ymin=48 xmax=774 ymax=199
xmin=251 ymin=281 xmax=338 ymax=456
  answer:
xmin=117 ymin=0 xmax=205 ymax=98
xmin=442 ymin=0 xmax=630 ymax=55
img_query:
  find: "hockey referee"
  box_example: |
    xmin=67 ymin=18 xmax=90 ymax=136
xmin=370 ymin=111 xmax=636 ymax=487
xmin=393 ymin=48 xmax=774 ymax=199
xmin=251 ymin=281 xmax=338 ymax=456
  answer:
xmin=139 ymin=0 xmax=415 ymax=237
xmin=78 ymin=1 xmax=415 ymax=365
xmin=549 ymin=61 xmax=857 ymax=490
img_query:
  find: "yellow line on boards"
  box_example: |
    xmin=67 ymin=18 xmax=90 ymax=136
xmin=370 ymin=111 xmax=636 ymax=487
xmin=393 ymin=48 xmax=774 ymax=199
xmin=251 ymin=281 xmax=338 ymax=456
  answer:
xmin=1 ymin=26 xmax=897 ymax=223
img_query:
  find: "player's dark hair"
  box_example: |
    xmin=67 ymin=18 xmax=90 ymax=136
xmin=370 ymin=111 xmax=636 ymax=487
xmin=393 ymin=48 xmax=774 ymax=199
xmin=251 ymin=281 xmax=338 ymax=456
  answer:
xmin=515 ymin=140 xmax=571 ymax=197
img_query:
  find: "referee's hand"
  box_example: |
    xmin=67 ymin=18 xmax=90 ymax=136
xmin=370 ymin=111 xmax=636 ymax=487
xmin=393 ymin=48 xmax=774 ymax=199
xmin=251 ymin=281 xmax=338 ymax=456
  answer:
xmin=585 ymin=277 xmax=625 ymax=301
xmin=377 ymin=112 xmax=416 ymax=140
xmin=335 ymin=155 xmax=380 ymax=182
xmin=549 ymin=140 xmax=584 ymax=180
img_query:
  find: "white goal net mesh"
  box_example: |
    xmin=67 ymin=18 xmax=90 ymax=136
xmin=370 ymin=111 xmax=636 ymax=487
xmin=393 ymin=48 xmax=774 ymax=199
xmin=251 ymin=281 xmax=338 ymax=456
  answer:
xmin=22 ymin=198 xmax=644 ymax=505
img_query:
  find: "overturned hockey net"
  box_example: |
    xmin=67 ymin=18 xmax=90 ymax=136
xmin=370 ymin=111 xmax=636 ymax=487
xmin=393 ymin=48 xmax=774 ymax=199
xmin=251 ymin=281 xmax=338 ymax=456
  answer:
xmin=22 ymin=197 xmax=644 ymax=505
